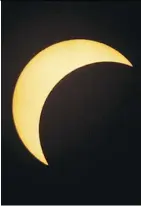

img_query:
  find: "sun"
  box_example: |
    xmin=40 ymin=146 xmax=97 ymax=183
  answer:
xmin=12 ymin=39 xmax=132 ymax=165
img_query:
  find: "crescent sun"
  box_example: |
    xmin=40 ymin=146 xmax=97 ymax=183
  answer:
xmin=12 ymin=39 xmax=133 ymax=165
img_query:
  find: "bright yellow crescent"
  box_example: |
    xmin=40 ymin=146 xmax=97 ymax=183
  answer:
xmin=12 ymin=39 xmax=132 ymax=165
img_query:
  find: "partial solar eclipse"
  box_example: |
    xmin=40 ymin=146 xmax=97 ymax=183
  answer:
xmin=12 ymin=39 xmax=132 ymax=165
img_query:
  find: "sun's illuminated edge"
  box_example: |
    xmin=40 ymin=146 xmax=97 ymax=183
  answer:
xmin=12 ymin=39 xmax=133 ymax=166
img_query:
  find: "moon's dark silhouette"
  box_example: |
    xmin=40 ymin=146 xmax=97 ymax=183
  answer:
xmin=40 ymin=62 xmax=135 ymax=184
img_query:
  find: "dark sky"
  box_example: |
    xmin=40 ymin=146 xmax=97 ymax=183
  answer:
xmin=2 ymin=1 xmax=141 ymax=204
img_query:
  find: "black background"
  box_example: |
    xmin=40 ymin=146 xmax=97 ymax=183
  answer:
xmin=2 ymin=1 xmax=141 ymax=204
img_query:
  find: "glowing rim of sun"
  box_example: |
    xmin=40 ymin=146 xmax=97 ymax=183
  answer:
xmin=12 ymin=39 xmax=133 ymax=165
